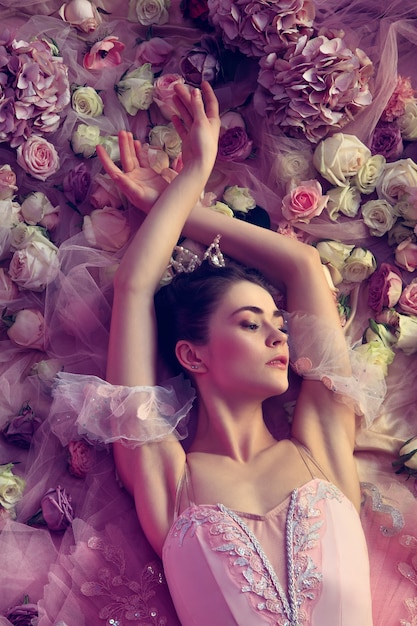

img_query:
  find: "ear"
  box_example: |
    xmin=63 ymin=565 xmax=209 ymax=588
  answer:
xmin=175 ymin=340 xmax=207 ymax=374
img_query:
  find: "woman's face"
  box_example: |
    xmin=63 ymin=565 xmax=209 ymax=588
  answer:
xmin=196 ymin=280 xmax=289 ymax=400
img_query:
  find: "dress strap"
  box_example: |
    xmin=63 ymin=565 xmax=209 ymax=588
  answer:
xmin=291 ymin=438 xmax=331 ymax=482
xmin=173 ymin=461 xmax=196 ymax=519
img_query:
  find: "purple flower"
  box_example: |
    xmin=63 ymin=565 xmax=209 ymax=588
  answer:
xmin=371 ymin=122 xmax=404 ymax=162
xmin=218 ymin=126 xmax=253 ymax=161
xmin=41 ymin=486 xmax=74 ymax=531
xmin=180 ymin=36 xmax=220 ymax=86
xmin=2 ymin=403 xmax=41 ymax=449
xmin=62 ymin=162 xmax=91 ymax=205
xmin=6 ymin=601 xmax=38 ymax=626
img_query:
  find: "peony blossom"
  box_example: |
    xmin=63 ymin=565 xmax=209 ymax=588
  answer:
xmin=71 ymin=85 xmax=104 ymax=117
xmin=367 ymin=263 xmax=403 ymax=312
xmin=83 ymin=207 xmax=131 ymax=252
xmin=116 ymin=64 xmax=154 ymax=115
xmin=59 ymin=0 xmax=102 ymax=32
xmin=128 ymin=0 xmax=170 ymax=26
xmin=83 ymin=36 xmax=125 ymax=70
xmin=0 ymin=164 xmax=18 ymax=200
xmin=281 ymin=179 xmax=328 ymax=223
xmin=398 ymin=278 xmax=417 ymax=315
xmin=16 ymin=136 xmax=60 ymax=181
xmin=313 ymin=133 xmax=371 ymax=187
xmin=7 ymin=308 xmax=47 ymax=351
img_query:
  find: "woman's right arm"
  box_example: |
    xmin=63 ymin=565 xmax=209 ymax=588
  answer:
xmin=96 ymin=83 xmax=220 ymax=554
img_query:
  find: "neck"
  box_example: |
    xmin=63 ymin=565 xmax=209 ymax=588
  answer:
xmin=189 ymin=392 xmax=276 ymax=462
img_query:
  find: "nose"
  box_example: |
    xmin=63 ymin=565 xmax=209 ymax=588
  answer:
xmin=267 ymin=327 xmax=288 ymax=347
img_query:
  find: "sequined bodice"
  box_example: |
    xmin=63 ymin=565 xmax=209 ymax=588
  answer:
xmin=162 ymin=479 xmax=373 ymax=626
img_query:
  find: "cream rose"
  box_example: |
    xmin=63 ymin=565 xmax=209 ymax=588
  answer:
xmin=376 ymin=158 xmax=417 ymax=204
xmin=149 ymin=124 xmax=182 ymax=160
xmin=315 ymin=240 xmax=354 ymax=271
xmin=7 ymin=308 xmax=47 ymax=351
xmin=9 ymin=223 xmax=56 ymax=250
xmin=0 ymin=199 xmax=21 ymax=228
xmin=352 ymin=154 xmax=386 ymax=194
xmin=16 ymin=136 xmax=60 ymax=181
xmin=0 ymin=464 xmax=25 ymax=517
xmin=71 ymin=124 xmax=101 ymax=158
xmin=0 ymin=164 xmax=18 ymax=200
xmin=116 ymin=64 xmax=154 ymax=115
xmin=128 ymin=0 xmax=170 ymax=26
xmin=83 ymin=207 xmax=131 ymax=252
xmin=326 ymin=185 xmax=361 ymax=220
xmin=210 ymin=202 xmax=234 ymax=218
xmin=223 ymin=186 xmax=256 ymax=213
xmin=71 ymin=85 xmax=104 ymax=117
xmin=20 ymin=192 xmax=59 ymax=226
xmin=313 ymin=133 xmax=371 ymax=187
xmin=8 ymin=240 xmax=60 ymax=291
xmin=273 ymin=149 xmax=315 ymax=186
xmin=342 ymin=247 xmax=377 ymax=283
xmin=361 ymin=199 xmax=397 ymax=236
xmin=396 ymin=313 xmax=417 ymax=355
xmin=395 ymin=238 xmax=417 ymax=272
xmin=398 ymin=100 xmax=417 ymax=141
xmin=59 ymin=0 xmax=102 ymax=32
xmin=100 ymin=136 xmax=121 ymax=162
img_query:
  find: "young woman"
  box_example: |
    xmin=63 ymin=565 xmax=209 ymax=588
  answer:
xmin=95 ymin=82 xmax=373 ymax=625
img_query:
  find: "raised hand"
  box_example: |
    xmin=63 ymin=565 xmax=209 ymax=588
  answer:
xmin=96 ymin=132 xmax=177 ymax=213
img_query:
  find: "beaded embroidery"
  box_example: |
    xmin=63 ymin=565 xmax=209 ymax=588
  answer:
xmin=80 ymin=536 xmax=168 ymax=625
xmin=171 ymin=480 xmax=342 ymax=625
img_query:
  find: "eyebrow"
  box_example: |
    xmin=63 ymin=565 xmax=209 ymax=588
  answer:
xmin=230 ymin=306 xmax=283 ymax=319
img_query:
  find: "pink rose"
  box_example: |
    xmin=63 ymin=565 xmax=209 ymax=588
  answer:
xmin=16 ymin=136 xmax=60 ymax=181
xmin=59 ymin=0 xmax=102 ymax=33
xmin=9 ymin=240 xmax=60 ymax=292
xmin=281 ymin=180 xmax=328 ymax=223
xmin=395 ymin=238 xmax=417 ymax=272
xmin=7 ymin=308 xmax=46 ymax=351
xmin=67 ymin=440 xmax=95 ymax=478
xmin=367 ymin=262 xmax=403 ymax=312
xmin=0 ymin=164 xmax=18 ymax=200
xmin=153 ymin=74 xmax=187 ymax=120
xmin=83 ymin=36 xmax=125 ymax=70
xmin=218 ymin=111 xmax=253 ymax=162
xmin=398 ymin=279 xmax=417 ymax=315
xmin=83 ymin=207 xmax=131 ymax=252
xmin=135 ymin=37 xmax=174 ymax=72
xmin=0 ymin=267 xmax=19 ymax=301
xmin=90 ymin=173 xmax=123 ymax=210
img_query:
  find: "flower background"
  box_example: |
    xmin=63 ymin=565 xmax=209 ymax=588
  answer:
xmin=0 ymin=0 xmax=417 ymax=624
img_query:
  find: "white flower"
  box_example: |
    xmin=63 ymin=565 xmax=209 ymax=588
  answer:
xmin=326 ymin=185 xmax=361 ymax=220
xmin=128 ymin=0 xmax=170 ymax=26
xmin=398 ymin=100 xmax=417 ymax=141
xmin=0 ymin=464 xmax=25 ymax=517
xmin=342 ymin=247 xmax=376 ymax=283
xmin=71 ymin=124 xmax=101 ymax=158
xmin=20 ymin=192 xmax=59 ymax=226
xmin=376 ymin=158 xmax=417 ymax=204
xmin=210 ymin=201 xmax=234 ymax=218
xmin=353 ymin=340 xmax=395 ymax=377
xmin=223 ymin=186 xmax=256 ymax=213
xmin=71 ymin=85 xmax=104 ymax=117
xmin=361 ymin=199 xmax=397 ymax=236
xmin=116 ymin=64 xmax=154 ymax=116
xmin=313 ymin=133 xmax=371 ymax=187
xmin=9 ymin=240 xmax=60 ymax=291
xmin=352 ymin=154 xmax=386 ymax=194
xmin=396 ymin=314 xmax=417 ymax=355
xmin=9 ymin=223 xmax=57 ymax=251
xmin=99 ymin=135 xmax=121 ymax=162
xmin=149 ymin=124 xmax=182 ymax=159
xmin=315 ymin=240 xmax=354 ymax=271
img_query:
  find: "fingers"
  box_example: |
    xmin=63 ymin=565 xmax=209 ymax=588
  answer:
xmin=119 ymin=131 xmax=140 ymax=173
xmin=200 ymin=81 xmax=220 ymax=122
xmin=96 ymin=143 xmax=121 ymax=180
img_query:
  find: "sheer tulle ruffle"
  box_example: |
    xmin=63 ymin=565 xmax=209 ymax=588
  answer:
xmin=51 ymin=373 xmax=196 ymax=448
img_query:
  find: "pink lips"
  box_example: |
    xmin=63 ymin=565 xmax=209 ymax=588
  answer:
xmin=266 ymin=355 xmax=288 ymax=368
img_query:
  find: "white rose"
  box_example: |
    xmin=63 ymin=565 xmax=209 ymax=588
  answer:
xmin=30 ymin=358 xmax=63 ymax=386
xmin=9 ymin=223 xmax=57 ymax=251
xmin=210 ymin=201 xmax=234 ymax=218
xmin=376 ymin=158 xmax=417 ymax=204
xmin=396 ymin=314 xmax=417 ymax=355
xmin=149 ymin=124 xmax=182 ymax=159
xmin=342 ymin=247 xmax=377 ymax=283
xmin=361 ymin=199 xmax=397 ymax=237
xmin=223 ymin=185 xmax=256 ymax=213
xmin=128 ymin=0 xmax=170 ymax=26
xmin=116 ymin=64 xmax=154 ymax=116
xmin=9 ymin=241 xmax=60 ymax=291
xmin=315 ymin=240 xmax=354 ymax=271
xmin=353 ymin=340 xmax=395 ymax=377
xmin=0 ymin=464 xmax=25 ymax=515
xmin=313 ymin=133 xmax=372 ymax=187
xmin=352 ymin=154 xmax=386 ymax=194
xmin=274 ymin=149 xmax=316 ymax=186
xmin=20 ymin=192 xmax=58 ymax=226
xmin=99 ymin=135 xmax=120 ymax=162
xmin=398 ymin=100 xmax=417 ymax=141
xmin=71 ymin=85 xmax=104 ymax=117
xmin=364 ymin=319 xmax=397 ymax=347
xmin=326 ymin=185 xmax=361 ymax=220
xmin=0 ymin=199 xmax=21 ymax=228
xmin=71 ymin=124 xmax=101 ymax=158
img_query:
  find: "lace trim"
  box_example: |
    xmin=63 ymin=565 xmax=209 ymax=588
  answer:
xmin=80 ymin=536 xmax=168 ymax=625
xmin=361 ymin=482 xmax=405 ymax=536
xmin=400 ymin=597 xmax=417 ymax=626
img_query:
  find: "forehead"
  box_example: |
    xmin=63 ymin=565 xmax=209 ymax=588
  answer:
xmin=216 ymin=280 xmax=278 ymax=314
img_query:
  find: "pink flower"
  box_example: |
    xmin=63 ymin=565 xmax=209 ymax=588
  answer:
xmin=6 ymin=602 xmax=38 ymax=626
xmin=153 ymin=74 xmax=187 ymax=120
xmin=281 ymin=179 xmax=328 ymax=223
xmin=135 ymin=37 xmax=174 ymax=73
xmin=179 ymin=36 xmax=220 ymax=86
xmin=382 ymin=76 xmax=415 ymax=122
xmin=9 ymin=240 xmax=60 ymax=292
xmin=67 ymin=440 xmax=95 ymax=478
xmin=218 ymin=111 xmax=253 ymax=162
xmin=83 ymin=36 xmax=125 ymax=71
xmin=7 ymin=308 xmax=47 ymax=351
xmin=0 ymin=164 xmax=17 ymax=200
xmin=16 ymin=135 xmax=60 ymax=181
xmin=398 ymin=278 xmax=417 ymax=315
xmin=395 ymin=238 xmax=417 ymax=272
xmin=59 ymin=0 xmax=102 ymax=33
xmin=90 ymin=173 xmax=123 ymax=210
xmin=83 ymin=207 xmax=131 ymax=252
xmin=62 ymin=162 xmax=91 ymax=205
xmin=0 ymin=267 xmax=19 ymax=301
xmin=367 ymin=262 xmax=403 ymax=312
